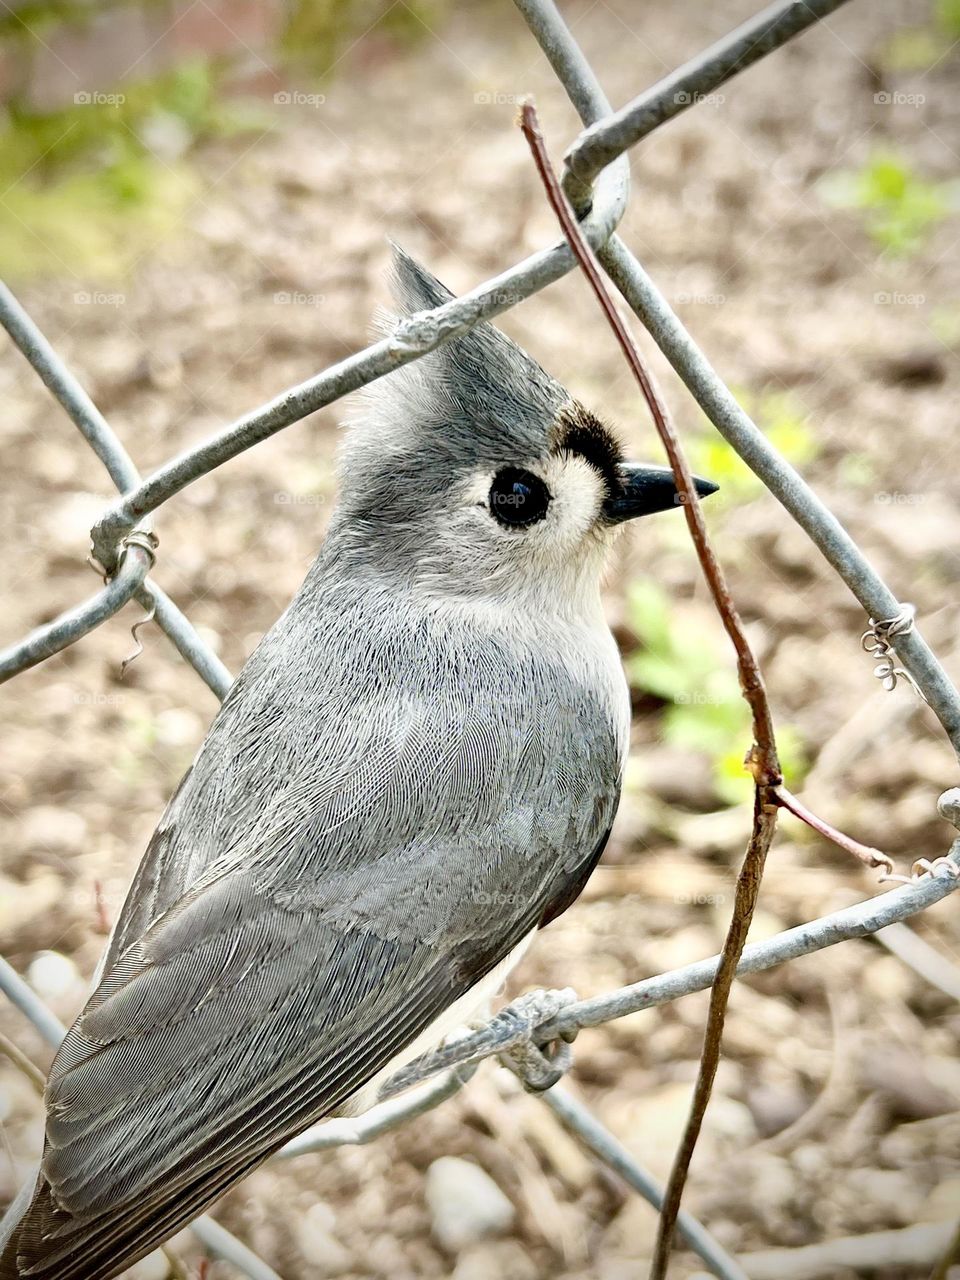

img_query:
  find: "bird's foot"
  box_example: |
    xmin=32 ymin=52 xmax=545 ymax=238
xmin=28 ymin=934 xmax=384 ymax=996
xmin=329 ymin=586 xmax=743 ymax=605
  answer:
xmin=502 ymin=1036 xmax=573 ymax=1092
xmin=483 ymin=987 xmax=579 ymax=1093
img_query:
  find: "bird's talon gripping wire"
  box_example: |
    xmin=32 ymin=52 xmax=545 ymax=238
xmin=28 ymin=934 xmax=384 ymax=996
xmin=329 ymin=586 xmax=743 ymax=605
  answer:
xmin=490 ymin=987 xmax=578 ymax=1092
xmin=502 ymin=1037 xmax=572 ymax=1092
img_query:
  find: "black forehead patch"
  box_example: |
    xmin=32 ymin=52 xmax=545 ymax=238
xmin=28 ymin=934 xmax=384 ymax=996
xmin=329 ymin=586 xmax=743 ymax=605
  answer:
xmin=553 ymin=401 xmax=624 ymax=496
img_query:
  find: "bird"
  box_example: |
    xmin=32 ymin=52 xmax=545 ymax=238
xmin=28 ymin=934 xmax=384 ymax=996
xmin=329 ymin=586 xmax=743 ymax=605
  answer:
xmin=0 ymin=247 xmax=716 ymax=1280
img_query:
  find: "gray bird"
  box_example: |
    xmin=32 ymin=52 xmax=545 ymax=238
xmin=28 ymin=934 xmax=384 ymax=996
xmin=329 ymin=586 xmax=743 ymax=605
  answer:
xmin=1 ymin=249 xmax=715 ymax=1280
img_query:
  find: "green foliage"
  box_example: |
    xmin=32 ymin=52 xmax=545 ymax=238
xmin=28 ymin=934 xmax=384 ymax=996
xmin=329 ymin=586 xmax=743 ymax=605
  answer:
xmin=930 ymin=305 xmax=960 ymax=347
xmin=837 ymin=451 xmax=877 ymax=490
xmin=688 ymin=389 xmax=819 ymax=505
xmin=882 ymin=26 xmax=945 ymax=69
xmin=0 ymin=0 xmax=449 ymax=279
xmin=284 ymin=0 xmax=452 ymax=69
xmin=881 ymin=0 xmax=960 ymax=68
xmin=626 ymin=578 xmax=807 ymax=807
xmin=0 ymin=0 xmax=87 ymax=38
xmin=820 ymin=151 xmax=958 ymax=256
xmin=0 ymin=58 xmax=269 ymax=279
xmin=939 ymin=0 xmax=960 ymax=36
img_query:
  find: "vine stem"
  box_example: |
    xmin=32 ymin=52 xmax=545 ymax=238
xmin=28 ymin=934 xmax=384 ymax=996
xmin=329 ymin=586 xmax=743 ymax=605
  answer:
xmin=518 ymin=98 xmax=781 ymax=1279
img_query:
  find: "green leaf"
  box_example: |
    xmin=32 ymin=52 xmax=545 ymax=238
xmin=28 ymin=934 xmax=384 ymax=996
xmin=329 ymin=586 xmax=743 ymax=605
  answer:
xmin=819 ymin=150 xmax=956 ymax=257
xmin=626 ymin=573 xmax=809 ymax=808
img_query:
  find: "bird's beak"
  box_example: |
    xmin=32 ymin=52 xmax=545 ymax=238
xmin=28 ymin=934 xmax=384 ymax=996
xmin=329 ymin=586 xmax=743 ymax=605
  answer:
xmin=602 ymin=463 xmax=719 ymax=524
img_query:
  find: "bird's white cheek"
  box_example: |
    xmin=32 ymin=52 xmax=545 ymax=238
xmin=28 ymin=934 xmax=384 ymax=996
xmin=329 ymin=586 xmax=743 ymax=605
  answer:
xmin=462 ymin=473 xmax=493 ymax=507
xmin=552 ymin=455 xmax=607 ymax=536
xmin=533 ymin=458 xmax=605 ymax=557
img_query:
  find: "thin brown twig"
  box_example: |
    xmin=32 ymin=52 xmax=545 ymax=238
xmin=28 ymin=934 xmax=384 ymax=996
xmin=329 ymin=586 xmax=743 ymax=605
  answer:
xmin=775 ymin=785 xmax=895 ymax=875
xmin=518 ymin=98 xmax=781 ymax=1280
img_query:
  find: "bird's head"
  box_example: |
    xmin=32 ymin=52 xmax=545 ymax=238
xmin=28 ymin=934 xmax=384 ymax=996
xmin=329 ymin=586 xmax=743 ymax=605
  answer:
xmin=333 ymin=247 xmax=716 ymax=616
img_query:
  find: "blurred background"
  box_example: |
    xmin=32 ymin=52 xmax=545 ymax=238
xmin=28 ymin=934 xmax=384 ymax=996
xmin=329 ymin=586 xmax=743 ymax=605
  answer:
xmin=2 ymin=1 xmax=960 ymax=1276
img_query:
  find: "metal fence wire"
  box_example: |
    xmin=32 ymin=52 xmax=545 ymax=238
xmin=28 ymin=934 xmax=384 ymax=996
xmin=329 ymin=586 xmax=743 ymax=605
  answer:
xmin=2 ymin=2 xmax=960 ymax=1278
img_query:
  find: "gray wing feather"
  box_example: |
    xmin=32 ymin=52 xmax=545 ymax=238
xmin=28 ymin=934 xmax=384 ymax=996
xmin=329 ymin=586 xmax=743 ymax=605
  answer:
xmin=3 ymin=580 xmax=623 ymax=1280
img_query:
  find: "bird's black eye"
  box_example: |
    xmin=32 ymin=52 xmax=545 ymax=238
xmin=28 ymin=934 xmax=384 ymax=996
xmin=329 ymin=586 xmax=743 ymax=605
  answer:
xmin=488 ymin=467 xmax=551 ymax=529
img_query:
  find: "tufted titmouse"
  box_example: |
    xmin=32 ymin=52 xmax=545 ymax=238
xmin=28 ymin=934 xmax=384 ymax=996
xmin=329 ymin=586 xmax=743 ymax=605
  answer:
xmin=1 ymin=248 xmax=716 ymax=1280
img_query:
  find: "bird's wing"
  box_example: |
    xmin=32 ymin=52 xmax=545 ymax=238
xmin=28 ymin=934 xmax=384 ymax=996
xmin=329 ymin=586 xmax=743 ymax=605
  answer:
xmin=10 ymin=884 xmax=495 ymax=1279
xmin=4 ymin=627 xmax=622 ymax=1280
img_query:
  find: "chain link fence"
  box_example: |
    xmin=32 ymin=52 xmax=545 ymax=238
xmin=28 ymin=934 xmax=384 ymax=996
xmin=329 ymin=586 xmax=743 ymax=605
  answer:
xmin=1 ymin=2 xmax=959 ymax=1277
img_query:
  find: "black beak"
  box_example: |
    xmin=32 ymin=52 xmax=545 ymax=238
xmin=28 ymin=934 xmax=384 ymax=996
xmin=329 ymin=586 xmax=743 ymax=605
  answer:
xmin=602 ymin=463 xmax=719 ymax=524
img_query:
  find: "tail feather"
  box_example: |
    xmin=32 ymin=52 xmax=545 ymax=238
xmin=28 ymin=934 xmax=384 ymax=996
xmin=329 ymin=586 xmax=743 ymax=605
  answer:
xmin=0 ymin=1145 xmax=271 ymax=1280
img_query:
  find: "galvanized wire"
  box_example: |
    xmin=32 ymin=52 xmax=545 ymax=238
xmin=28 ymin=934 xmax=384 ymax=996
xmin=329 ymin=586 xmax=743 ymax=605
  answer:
xmin=2 ymin=2 xmax=959 ymax=1278
xmin=375 ymin=847 xmax=960 ymax=1096
xmin=541 ymin=1085 xmax=749 ymax=1280
xmin=518 ymin=0 xmax=960 ymax=758
xmin=0 ymin=282 xmax=232 ymax=697
xmin=3 ymin=851 xmax=958 ymax=1278
xmin=0 ymin=544 xmax=152 ymax=681
xmin=563 ymin=0 xmax=853 ymax=198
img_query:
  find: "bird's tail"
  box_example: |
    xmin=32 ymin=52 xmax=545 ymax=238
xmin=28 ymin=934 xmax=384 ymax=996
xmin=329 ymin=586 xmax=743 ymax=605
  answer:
xmin=0 ymin=1145 xmax=271 ymax=1280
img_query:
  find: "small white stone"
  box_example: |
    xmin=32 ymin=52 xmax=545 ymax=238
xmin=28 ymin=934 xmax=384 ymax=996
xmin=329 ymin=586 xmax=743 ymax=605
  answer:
xmin=22 ymin=805 xmax=88 ymax=852
xmin=124 ymin=1250 xmax=171 ymax=1280
xmin=155 ymin=708 xmax=203 ymax=747
xmin=295 ymin=1203 xmax=351 ymax=1275
xmin=452 ymin=1240 xmax=538 ymax=1280
xmin=27 ymin=951 xmax=82 ymax=1002
xmin=138 ymin=111 xmax=192 ymax=161
xmin=426 ymin=1157 xmax=515 ymax=1252
xmin=923 ymin=1177 xmax=960 ymax=1221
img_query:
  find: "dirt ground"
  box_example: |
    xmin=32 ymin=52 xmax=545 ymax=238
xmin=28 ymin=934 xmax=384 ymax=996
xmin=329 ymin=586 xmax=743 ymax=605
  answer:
xmin=2 ymin=1 xmax=960 ymax=1277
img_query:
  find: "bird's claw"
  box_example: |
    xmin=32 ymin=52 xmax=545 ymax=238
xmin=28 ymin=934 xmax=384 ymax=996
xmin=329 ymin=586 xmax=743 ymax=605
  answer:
xmin=503 ymin=1036 xmax=573 ymax=1092
xmin=487 ymin=987 xmax=578 ymax=1092
xmin=483 ymin=986 xmax=577 ymax=1047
